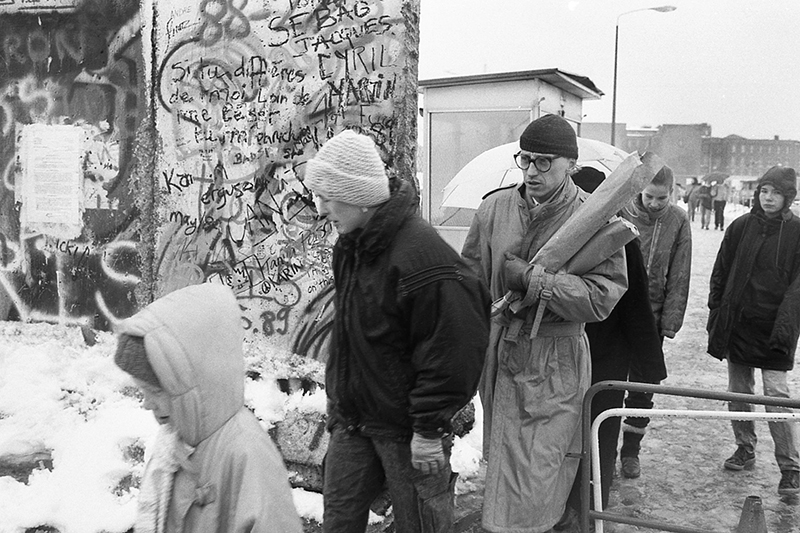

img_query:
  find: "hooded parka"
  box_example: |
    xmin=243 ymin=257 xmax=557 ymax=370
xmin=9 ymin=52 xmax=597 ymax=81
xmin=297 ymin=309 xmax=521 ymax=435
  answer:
xmin=117 ymin=284 xmax=302 ymax=533
xmin=462 ymin=177 xmax=627 ymax=533
xmin=621 ymin=196 xmax=692 ymax=335
xmin=327 ymin=178 xmax=490 ymax=440
xmin=707 ymin=184 xmax=800 ymax=370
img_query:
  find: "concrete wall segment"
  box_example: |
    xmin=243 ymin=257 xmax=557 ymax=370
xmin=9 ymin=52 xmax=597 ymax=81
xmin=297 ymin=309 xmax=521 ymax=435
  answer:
xmin=0 ymin=0 xmax=420 ymax=363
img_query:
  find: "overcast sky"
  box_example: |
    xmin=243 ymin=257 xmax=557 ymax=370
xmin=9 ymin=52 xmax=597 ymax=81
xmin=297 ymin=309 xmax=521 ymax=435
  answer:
xmin=418 ymin=0 xmax=799 ymax=141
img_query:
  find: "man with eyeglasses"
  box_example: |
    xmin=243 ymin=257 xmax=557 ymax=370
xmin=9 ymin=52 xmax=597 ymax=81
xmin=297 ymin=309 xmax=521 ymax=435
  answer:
xmin=461 ymin=114 xmax=628 ymax=533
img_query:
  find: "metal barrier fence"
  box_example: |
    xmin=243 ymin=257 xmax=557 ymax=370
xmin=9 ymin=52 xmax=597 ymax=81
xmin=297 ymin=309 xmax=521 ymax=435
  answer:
xmin=580 ymin=380 xmax=800 ymax=533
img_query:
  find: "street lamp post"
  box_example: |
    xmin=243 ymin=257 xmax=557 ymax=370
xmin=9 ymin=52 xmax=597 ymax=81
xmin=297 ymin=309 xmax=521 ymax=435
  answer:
xmin=610 ymin=5 xmax=677 ymax=146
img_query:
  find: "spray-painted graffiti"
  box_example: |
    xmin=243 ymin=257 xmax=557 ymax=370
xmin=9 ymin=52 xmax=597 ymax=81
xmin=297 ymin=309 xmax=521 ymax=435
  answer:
xmin=153 ymin=0 xmax=407 ymax=355
xmin=0 ymin=2 xmax=145 ymax=328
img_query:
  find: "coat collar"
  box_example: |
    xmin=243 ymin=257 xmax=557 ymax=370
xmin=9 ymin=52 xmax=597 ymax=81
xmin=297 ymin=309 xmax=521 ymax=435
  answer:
xmin=337 ymin=178 xmax=418 ymax=263
xmin=516 ymin=174 xmax=579 ymax=218
xmin=625 ymin=195 xmax=668 ymax=223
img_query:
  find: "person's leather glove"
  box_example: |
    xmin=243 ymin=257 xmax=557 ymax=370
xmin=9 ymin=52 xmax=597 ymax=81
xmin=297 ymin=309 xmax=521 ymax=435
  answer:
xmin=503 ymin=252 xmax=533 ymax=292
xmin=411 ymin=433 xmax=445 ymax=475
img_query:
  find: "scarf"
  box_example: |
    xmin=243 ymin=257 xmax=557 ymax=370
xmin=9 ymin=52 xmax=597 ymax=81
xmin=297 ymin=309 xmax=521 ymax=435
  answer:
xmin=135 ymin=425 xmax=196 ymax=533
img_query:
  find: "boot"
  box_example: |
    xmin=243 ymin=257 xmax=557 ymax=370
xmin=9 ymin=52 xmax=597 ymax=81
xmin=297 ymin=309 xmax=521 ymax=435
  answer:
xmin=620 ymin=431 xmax=644 ymax=479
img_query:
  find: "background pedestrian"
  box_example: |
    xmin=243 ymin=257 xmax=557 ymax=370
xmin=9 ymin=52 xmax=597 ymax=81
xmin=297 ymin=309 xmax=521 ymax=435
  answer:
xmin=684 ymin=177 xmax=700 ymax=222
xmin=712 ymin=179 xmax=729 ymax=230
xmin=619 ymin=165 xmax=692 ymax=479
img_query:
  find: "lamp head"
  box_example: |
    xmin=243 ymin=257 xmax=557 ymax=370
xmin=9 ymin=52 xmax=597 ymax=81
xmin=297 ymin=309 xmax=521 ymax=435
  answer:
xmin=651 ymin=5 xmax=677 ymax=12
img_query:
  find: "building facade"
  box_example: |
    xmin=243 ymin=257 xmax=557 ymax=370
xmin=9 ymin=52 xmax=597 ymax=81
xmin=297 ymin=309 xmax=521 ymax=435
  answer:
xmin=583 ymin=122 xmax=800 ymax=187
xmin=705 ymin=135 xmax=800 ymax=177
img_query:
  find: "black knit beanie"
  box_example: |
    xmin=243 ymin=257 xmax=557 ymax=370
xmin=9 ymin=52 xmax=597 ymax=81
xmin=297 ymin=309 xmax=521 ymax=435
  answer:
xmin=115 ymin=334 xmax=161 ymax=388
xmin=519 ymin=114 xmax=579 ymax=160
xmin=758 ymin=166 xmax=797 ymax=198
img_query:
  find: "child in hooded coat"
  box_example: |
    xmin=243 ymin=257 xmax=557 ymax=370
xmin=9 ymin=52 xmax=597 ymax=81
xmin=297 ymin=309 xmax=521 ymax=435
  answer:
xmin=114 ymin=283 xmax=302 ymax=533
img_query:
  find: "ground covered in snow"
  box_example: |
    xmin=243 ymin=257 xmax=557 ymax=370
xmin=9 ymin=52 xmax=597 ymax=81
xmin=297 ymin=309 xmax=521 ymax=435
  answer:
xmin=603 ymin=205 xmax=800 ymax=533
xmin=3 ymin=203 xmax=800 ymax=533
xmin=0 ymin=306 xmax=483 ymax=533
xmin=0 ymin=323 xmax=339 ymax=532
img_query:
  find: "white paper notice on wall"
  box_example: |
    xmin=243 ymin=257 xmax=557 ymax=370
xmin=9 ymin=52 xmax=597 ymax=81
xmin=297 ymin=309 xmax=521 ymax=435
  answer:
xmin=18 ymin=124 xmax=84 ymax=240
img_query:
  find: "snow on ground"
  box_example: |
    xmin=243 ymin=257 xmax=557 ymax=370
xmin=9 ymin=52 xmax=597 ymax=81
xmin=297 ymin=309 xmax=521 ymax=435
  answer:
xmin=0 ymin=323 xmax=341 ymax=532
xmin=1 ymin=201 xmax=758 ymax=532
xmin=0 ymin=319 xmax=484 ymax=532
xmin=602 ymin=201 xmax=800 ymax=533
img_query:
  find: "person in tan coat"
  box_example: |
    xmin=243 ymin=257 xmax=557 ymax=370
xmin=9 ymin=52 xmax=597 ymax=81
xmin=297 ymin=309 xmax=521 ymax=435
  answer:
xmin=462 ymin=114 xmax=627 ymax=533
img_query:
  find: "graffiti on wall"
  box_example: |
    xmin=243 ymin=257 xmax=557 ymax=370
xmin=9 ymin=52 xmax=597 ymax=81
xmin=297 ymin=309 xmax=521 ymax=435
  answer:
xmin=0 ymin=3 xmax=145 ymax=329
xmin=0 ymin=0 xmax=414 ymax=358
xmin=154 ymin=0 xmax=408 ymax=357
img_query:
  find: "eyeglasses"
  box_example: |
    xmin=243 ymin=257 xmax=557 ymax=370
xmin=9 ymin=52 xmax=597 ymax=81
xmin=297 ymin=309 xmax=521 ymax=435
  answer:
xmin=514 ymin=152 xmax=555 ymax=173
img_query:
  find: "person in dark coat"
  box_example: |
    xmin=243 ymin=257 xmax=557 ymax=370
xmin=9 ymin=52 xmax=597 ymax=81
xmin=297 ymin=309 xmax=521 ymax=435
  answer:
xmin=707 ymin=165 xmax=800 ymax=496
xmin=683 ymin=177 xmax=700 ymax=222
xmin=304 ymin=129 xmax=491 ymax=532
xmin=558 ymin=168 xmax=666 ymax=528
xmin=698 ymin=182 xmax=713 ymax=229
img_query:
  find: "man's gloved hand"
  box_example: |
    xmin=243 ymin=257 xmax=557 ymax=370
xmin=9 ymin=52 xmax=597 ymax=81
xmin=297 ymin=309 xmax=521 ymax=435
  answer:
xmin=503 ymin=252 xmax=533 ymax=292
xmin=411 ymin=433 xmax=445 ymax=475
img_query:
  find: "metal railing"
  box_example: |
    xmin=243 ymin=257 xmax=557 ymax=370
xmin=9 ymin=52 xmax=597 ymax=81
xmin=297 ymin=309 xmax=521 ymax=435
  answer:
xmin=580 ymin=380 xmax=800 ymax=533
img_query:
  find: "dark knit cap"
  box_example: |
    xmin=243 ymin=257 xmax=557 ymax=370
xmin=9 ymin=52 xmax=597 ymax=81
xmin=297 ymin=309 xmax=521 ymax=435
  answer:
xmin=519 ymin=114 xmax=579 ymax=160
xmin=115 ymin=334 xmax=161 ymax=388
xmin=758 ymin=165 xmax=797 ymax=197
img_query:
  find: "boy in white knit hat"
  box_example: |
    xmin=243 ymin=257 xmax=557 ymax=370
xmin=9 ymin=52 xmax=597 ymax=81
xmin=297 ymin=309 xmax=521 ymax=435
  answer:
xmin=305 ymin=129 xmax=490 ymax=533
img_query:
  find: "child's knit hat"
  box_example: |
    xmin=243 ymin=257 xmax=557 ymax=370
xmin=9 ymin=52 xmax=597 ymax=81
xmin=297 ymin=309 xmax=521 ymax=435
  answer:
xmin=304 ymin=130 xmax=390 ymax=206
xmin=758 ymin=166 xmax=797 ymax=197
xmin=115 ymin=333 xmax=161 ymax=388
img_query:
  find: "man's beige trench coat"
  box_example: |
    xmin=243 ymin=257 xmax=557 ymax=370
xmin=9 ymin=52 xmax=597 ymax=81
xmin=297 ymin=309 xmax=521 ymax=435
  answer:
xmin=462 ymin=177 xmax=627 ymax=533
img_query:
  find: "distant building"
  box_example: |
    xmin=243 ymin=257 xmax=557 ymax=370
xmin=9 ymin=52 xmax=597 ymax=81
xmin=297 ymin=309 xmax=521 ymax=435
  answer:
xmin=582 ymin=122 xmax=800 ymax=187
xmin=578 ymin=122 xmax=626 ymax=147
xmin=624 ymin=126 xmax=659 ymax=156
xmin=704 ymin=135 xmax=800 ymax=177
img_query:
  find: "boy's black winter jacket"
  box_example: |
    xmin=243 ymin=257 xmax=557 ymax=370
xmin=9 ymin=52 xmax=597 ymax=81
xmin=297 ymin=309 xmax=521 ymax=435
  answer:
xmin=708 ymin=201 xmax=800 ymax=370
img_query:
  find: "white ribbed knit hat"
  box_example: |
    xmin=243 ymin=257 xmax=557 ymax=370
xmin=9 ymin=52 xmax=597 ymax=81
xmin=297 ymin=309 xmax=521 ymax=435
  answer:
xmin=304 ymin=130 xmax=390 ymax=207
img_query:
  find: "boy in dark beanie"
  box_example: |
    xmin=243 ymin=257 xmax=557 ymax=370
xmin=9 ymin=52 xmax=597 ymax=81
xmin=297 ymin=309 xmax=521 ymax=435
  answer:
xmin=114 ymin=283 xmax=301 ymax=532
xmin=462 ymin=114 xmax=628 ymax=532
xmin=708 ymin=165 xmax=800 ymax=495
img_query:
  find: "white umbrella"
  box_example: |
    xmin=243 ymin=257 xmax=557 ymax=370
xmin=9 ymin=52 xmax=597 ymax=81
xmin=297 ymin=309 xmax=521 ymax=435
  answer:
xmin=441 ymin=137 xmax=630 ymax=209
